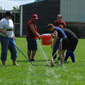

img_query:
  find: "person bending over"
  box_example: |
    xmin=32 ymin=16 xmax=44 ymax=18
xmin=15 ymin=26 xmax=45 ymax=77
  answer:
xmin=58 ymin=28 xmax=78 ymax=66
xmin=47 ymin=24 xmax=66 ymax=66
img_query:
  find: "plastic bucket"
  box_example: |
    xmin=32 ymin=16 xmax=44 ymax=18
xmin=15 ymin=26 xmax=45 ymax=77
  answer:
xmin=42 ymin=34 xmax=52 ymax=45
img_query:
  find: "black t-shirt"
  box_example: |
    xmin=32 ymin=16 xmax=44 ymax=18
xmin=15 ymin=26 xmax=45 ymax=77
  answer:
xmin=63 ymin=28 xmax=78 ymax=40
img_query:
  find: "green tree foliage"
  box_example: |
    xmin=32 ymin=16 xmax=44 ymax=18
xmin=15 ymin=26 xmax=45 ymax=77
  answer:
xmin=13 ymin=6 xmax=19 ymax=11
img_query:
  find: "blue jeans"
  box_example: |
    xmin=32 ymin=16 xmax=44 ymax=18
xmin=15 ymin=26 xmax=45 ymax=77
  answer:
xmin=0 ymin=35 xmax=1 ymax=41
xmin=65 ymin=50 xmax=75 ymax=62
xmin=1 ymin=36 xmax=17 ymax=61
xmin=52 ymin=39 xmax=60 ymax=59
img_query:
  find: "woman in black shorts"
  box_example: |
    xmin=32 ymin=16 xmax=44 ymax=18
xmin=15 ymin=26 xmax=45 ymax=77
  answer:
xmin=59 ymin=28 xmax=78 ymax=65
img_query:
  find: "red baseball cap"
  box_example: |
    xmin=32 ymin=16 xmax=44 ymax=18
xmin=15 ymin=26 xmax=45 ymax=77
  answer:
xmin=32 ymin=14 xmax=38 ymax=20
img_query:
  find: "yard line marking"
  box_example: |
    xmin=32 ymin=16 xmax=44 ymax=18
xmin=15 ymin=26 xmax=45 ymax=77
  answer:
xmin=38 ymin=40 xmax=58 ymax=82
xmin=38 ymin=40 xmax=50 ymax=65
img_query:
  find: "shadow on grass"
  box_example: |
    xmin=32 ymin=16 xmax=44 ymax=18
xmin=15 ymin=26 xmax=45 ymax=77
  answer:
xmin=36 ymin=60 xmax=50 ymax=62
xmin=17 ymin=60 xmax=29 ymax=62
xmin=64 ymin=61 xmax=71 ymax=64
xmin=17 ymin=60 xmax=51 ymax=63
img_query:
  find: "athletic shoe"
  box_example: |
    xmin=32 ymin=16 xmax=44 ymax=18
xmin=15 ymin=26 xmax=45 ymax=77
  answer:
xmin=59 ymin=62 xmax=64 ymax=66
xmin=51 ymin=58 xmax=54 ymax=67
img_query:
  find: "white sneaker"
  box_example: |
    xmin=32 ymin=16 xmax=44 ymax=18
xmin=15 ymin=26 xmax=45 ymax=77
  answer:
xmin=59 ymin=62 xmax=64 ymax=66
xmin=59 ymin=62 xmax=61 ymax=65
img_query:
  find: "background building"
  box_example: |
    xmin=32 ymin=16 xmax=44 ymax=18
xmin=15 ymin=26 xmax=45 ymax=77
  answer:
xmin=20 ymin=0 xmax=60 ymax=36
xmin=19 ymin=0 xmax=85 ymax=37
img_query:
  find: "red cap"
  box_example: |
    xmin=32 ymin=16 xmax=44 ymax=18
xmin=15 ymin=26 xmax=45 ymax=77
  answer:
xmin=32 ymin=14 xmax=38 ymax=20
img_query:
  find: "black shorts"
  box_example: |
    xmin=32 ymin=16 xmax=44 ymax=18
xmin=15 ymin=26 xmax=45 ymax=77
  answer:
xmin=68 ymin=38 xmax=78 ymax=51
xmin=60 ymin=37 xmax=78 ymax=51
xmin=60 ymin=37 xmax=68 ymax=50
xmin=26 ymin=38 xmax=37 ymax=51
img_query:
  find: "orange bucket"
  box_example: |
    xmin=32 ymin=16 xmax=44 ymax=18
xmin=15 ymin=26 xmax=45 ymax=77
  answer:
xmin=42 ymin=34 xmax=52 ymax=45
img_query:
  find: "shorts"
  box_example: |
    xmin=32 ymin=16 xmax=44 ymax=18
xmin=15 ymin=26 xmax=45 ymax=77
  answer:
xmin=26 ymin=38 xmax=37 ymax=51
xmin=60 ymin=37 xmax=78 ymax=51
xmin=68 ymin=38 xmax=78 ymax=51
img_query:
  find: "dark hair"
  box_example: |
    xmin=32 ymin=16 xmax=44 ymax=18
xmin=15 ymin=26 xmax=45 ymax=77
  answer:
xmin=5 ymin=11 xmax=14 ymax=17
xmin=47 ymin=24 xmax=53 ymax=29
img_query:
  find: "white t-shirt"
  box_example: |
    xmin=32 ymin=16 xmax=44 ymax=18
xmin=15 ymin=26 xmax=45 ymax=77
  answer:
xmin=0 ymin=18 xmax=14 ymax=38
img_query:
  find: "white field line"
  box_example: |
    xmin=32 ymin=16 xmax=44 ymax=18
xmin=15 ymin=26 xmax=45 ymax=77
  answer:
xmin=38 ymin=40 xmax=50 ymax=65
xmin=38 ymin=40 xmax=59 ymax=81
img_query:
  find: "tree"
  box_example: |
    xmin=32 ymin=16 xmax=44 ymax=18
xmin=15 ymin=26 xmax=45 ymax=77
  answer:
xmin=13 ymin=6 xmax=19 ymax=11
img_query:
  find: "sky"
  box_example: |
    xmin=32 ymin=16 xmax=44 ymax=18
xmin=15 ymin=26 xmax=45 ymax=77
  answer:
xmin=0 ymin=0 xmax=34 ymax=10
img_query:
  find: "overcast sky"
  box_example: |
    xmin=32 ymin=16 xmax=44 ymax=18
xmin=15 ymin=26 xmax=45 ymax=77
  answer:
xmin=0 ymin=0 xmax=34 ymax=10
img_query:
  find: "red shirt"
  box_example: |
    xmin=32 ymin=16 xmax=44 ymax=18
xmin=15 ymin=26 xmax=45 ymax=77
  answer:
xmin=27 ymin=20 xmax=37 ymax=39
xmin=54 ymin=20 xmax=66 ymax=28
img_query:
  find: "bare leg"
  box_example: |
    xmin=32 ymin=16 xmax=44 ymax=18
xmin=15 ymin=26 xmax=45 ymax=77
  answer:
xmin=58 ymin=49 xmax=65 ymax=65
xmin=64 ymin=53 xmax=66 ymax=59
xmin=51 ymin=58 xmax=54 ymax=67
xmin=62 ymin=50 xmax=65 ymax=64
xmin=28 ymin=50 xmax=31 ymax=60
xmin=2 ymin=61 xmax=6 ymax=66
xmin=31 ymin=51 xmax=36 ymax=60
xmin=12 ymin=60 xmax=18 ymax=66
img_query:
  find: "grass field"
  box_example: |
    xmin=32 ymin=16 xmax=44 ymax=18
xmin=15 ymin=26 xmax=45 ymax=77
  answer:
xmin=0 ymin=37 xmax=85 ymax=85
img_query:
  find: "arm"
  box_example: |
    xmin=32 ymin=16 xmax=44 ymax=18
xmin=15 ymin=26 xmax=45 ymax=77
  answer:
xmin=63 ymin=21 xmax=66 ymax=28
xmin=13 ymin=32 xmax=15 ymax=40
xmin=58 ymin=24 xmax=64 ymax=29
xmin=51 ymin=31 xmax=58 ymax=48
xmin=0 ymin=19 xmax=8 ymax=37
xmin=53 ymin=21 xmax=57 ymax=26
xmin=29 ymin=24 xmax=41 ymax=39
xmin=0 ymin=29 xmax=8 ymax=37
xmin=62 ymin=21 xmax=66 ymax=28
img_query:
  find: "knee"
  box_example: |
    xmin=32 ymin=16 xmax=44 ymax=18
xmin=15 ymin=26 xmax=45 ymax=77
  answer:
xmin=2 ymin=50 xmax=7 ymax=55
xmin=2 ymin=52 xmax=7 ymax=56
xmin=58 ymin=50 xmax=61 ymax=56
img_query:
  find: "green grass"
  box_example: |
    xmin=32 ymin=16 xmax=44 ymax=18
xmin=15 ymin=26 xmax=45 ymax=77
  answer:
xmin=0 ymin=38 xmax=85 ymax=85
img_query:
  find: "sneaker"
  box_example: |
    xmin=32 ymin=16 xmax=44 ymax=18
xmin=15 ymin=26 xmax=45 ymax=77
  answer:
xmin=59 ymin=62 xmax=64 ymax=66
xmin=51 ymin=58 xmax=54 ymax=67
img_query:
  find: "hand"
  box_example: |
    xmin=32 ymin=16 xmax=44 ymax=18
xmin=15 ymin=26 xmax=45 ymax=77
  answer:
xmin=13 ymin=32 xmax=16 ymax=40
xmin=51 ymin=45 xmax=53 ymax=48
xmin=13 ymin=36 xmax=16 ymax=40
xmin=38 ymin=35 xmax=42 ymax=40
xmin=5 ymin=33 xmax=8 ymax=37
xmin=51 ymin=33 xmax=54 ymax=38
xmin=51 ymin=33 xmax=53 ymax=36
